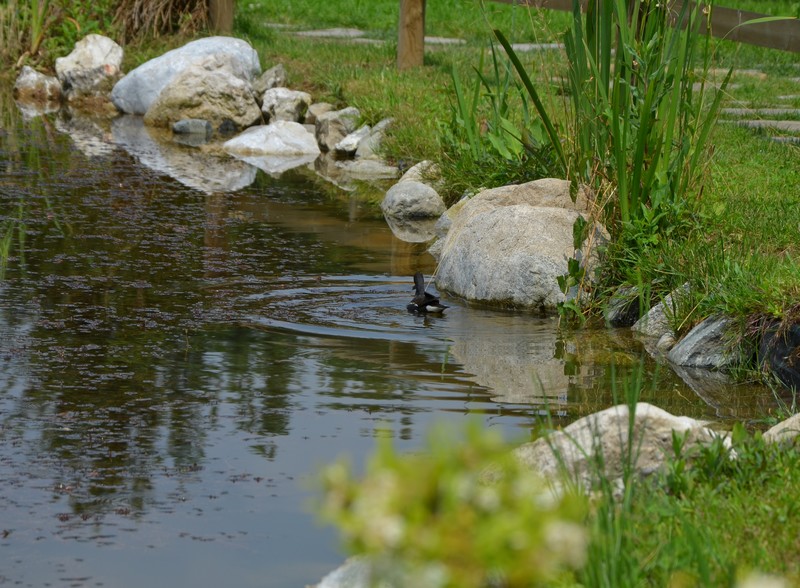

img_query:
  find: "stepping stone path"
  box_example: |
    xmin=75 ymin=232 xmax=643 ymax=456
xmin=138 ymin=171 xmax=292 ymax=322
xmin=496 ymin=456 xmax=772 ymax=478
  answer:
xmin=280 ymin=26 xmax=798 ymax=143
xmin=717 ymin=68 xmax=800 ymax=145
xmin=282 ymin=24 xmax=563 ymax=52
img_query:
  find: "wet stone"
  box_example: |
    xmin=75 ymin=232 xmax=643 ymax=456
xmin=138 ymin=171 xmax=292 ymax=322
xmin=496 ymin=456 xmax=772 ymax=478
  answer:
xmin=172 ymin=118 xmax=212 ymax=136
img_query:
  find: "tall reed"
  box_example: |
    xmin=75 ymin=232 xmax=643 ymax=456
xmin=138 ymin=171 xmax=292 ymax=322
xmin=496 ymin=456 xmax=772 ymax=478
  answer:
xmin=495 ymin=0 xmax=731 ymax=259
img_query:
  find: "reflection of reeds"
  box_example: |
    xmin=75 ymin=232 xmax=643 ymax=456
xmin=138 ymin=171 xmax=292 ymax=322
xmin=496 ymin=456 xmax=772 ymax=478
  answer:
xmin=0 ymin=204 xmax=26 ymax=280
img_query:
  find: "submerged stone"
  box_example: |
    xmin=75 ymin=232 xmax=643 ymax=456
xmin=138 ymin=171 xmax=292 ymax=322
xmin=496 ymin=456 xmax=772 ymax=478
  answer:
xmin=760 ymin=323 xmax=800 ymax=392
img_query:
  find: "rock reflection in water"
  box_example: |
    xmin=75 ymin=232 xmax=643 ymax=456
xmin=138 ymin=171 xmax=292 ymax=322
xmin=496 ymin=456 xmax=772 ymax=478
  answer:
xmin=111 ymin=115 xmax=257 ymax=193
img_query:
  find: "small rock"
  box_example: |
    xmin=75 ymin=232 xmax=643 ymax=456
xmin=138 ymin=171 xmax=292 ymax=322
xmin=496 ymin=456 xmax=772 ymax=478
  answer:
xmin=261 ymin=87 xmax=312 ymax=123
xmin=315 ymin=106 xmax=360 ymax=152
xmin=222 ymin=121 xmax=320 ymax=156
xmin=355 ymin=118 xmax=393 ymax=160
xmin=763 ymin=412 xmax=800 ymax=444
xmin=398 ymin=160 xmax=442 ymax=188
xmin=305 ymin=102 xmax=335 ymax=125
xmin=335 ymin=124 xmax=371 ymax=155
xmin=667 ymin=315 xmax=737 ymax=369
xmin=55 ymin=34 xmax=123 ymax=104
xmin=381 ymin=180 xmax=445 ymax=219
xmin=631 ymin=284 xmax=689 ymax=339
xmin=253 ymin=63 xmax=287 ymax=98
xmin=657 ymin=332 xmax=677 ymax=353
xmin=172 ymin=119 xmax=212 ymax=136
xmin=513 ymin=402 xmax=729 ymax=494
xmin=13 ymin=66 xmax=62 ymax=103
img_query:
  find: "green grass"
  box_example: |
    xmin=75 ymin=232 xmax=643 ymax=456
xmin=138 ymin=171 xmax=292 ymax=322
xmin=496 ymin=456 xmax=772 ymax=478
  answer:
xmin=629 ymin=430 xmax=800 ymax=585
xmin=245 ymin=0 xmax=571 ymax=44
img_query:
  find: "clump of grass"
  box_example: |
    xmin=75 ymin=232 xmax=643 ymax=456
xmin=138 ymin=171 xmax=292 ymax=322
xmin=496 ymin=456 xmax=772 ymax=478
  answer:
xmin=113 ymin=0 xmax=209 ymax=43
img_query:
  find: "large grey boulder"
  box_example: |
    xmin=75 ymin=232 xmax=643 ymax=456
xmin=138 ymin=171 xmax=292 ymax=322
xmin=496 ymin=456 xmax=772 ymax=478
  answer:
xmin=55 ymin=34 xmax=123 ymax=103
xmin=316 ymin=106 xmax=360 ymax=151
xmin=13 ymin=66 xmax=62 ymax=103
xmin=381 ymin=181 xmax=445 ymax=219
xmin=667 ymin=315 xmax=738 ymax=369
xmin=432 ymin=179 xmax=601 ymax=312
xmin=514 ymin=402 xmax=729 ymax=493
xmin=142 ymin=54 xmax=262 ymax=130
xmin=112 ymin=36 xmax=260 ymax=115
xmin=438 ymin=205 xmax=588 ymax=310
xmin=261 ymin=87 xmax=312 ymax=122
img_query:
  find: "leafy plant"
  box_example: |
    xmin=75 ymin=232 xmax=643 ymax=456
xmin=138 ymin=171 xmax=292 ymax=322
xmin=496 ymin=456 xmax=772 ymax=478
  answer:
xmin=438 ymin=45 xmax=557 ymax=204
xmin=318 ymin=422 xmax=588 ymax=587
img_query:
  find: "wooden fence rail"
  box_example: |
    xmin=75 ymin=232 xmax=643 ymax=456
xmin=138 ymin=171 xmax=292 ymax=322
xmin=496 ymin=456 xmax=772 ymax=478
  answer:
xmin=397 ymin=0 xmax=800 ymax=68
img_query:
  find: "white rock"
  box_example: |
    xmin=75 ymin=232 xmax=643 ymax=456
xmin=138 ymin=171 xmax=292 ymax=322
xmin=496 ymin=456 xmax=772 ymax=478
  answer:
xmin=261 ymin=87 xmax=312 ymax=122
xmin=54 ymin=34 xmax=123 ymax=101
xmin=223 ymin=121 xmax=320 ymax=156
xmin=335 ymin=124 xmax=371 ymax=154
xmin=431 ymin=179 xmax=602 ymax=312
xmin=13 ymin=66 xmax=62 ymax=103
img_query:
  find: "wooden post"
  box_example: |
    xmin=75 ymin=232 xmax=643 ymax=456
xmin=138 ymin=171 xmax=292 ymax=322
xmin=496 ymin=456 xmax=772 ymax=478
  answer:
xmin=209 ymin=0 xmax=235 ymax=34
xmin=398 ymin=0 xmax=426 ymax=69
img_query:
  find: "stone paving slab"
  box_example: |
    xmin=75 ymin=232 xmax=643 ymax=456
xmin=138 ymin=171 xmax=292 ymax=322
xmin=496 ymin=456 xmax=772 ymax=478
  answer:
xmin=424 ymin=36 xmax=466 ymax=45
xmin=728 ymin=119 xmax=800 ymax=132
xmin=771 ymin=136 xmax=800 ymax=144
xmin=511 ymin=42 xmax=564 ymax=51
xmin=295 ymin=27 xmax=366 ymax=38
xmin=721 ymin=108 xmax=800 ymax=117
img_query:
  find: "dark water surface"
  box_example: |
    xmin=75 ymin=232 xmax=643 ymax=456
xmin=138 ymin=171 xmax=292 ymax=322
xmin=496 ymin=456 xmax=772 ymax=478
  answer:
xmin=0 ymin=96 xmax=775 ymax=587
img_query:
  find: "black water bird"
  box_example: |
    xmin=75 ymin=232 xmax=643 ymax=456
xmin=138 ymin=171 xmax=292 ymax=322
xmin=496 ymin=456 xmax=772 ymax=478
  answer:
xmin=407 ymin=272 xmax=448 ymax=314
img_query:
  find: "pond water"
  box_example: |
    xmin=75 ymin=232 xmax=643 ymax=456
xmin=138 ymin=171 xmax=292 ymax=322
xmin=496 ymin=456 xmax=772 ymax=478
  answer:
xmin=0 ymin=92 xmax=776 ymax=587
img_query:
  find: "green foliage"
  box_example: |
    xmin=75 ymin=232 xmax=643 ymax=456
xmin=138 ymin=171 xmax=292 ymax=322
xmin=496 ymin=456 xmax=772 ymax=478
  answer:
xmin=438 ymin=45 xmax=558 ymax=204
xmin=318 ymin=422 xmax=588 ymax=587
